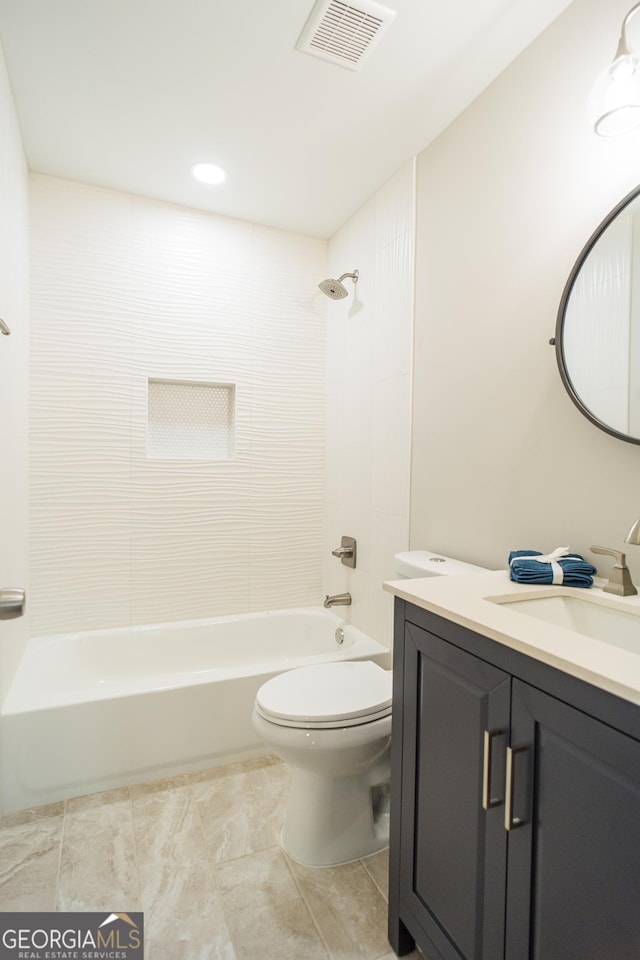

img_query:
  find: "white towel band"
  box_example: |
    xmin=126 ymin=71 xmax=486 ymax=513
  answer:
xmin=509 ymin=546 xmax=571 ymax=585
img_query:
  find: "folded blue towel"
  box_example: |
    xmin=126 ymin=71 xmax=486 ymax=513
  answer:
xmin=508 ymin=548 xmax=597 ymax=588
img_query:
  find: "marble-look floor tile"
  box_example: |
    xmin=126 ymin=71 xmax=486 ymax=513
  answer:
xmin=130 ymin=773 xmax=191 ymax=798
xmin=145 ymin=938 xmax=234 ymax=960
xmin=141 ymin=857 xmax=236 ymax=960
xmin=65 ymin=786 xmax=131 ymax=812
xmin=57 ymin=788 xmax=140 ymax=912
xmin=132 ymin=782 xmax=207 ymax=865
xmin=0 ymin=815 xmax=63 ymax=910
xmin=192 ymin=757 xmax=289 ymax=863
xmin=132 ymin=776 xmax=237 ymax=958
xmin=217 ymin=847 xmax=329 ymax=960
xmin=288 ymin=857 xmax=391 ymax=960
xmin=191 ymin=756 xmax=279 ymax=779
xmin=0 ymin=801 xmax=65 ymax=830
xmin=0 ymin=757 xmax=396 ymax=960
xmin=361 ymin=848 xmax=389 ymax=902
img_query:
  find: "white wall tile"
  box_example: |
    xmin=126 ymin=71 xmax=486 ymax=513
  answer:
xmin=29 ymin=177 xmax=327 ymax=634
xmin=0 ymin=46 xmax=30 ymax=704
xmin=369 ymin=511 xmax=410 ymax=647
xmin=375 ymin=160 xmax=415 ymax=247
xmin=374 ymin=230 xmax=414 ymax=381
xmin=29 ymin=159 xmax=413 ymax=644
xmin=324 ymin=159 xmax=415 ymax=645
xmin=371 ymin=374 xmax=412 ymax=518
xmin=339 ymin=446 xmax=372 ymax=561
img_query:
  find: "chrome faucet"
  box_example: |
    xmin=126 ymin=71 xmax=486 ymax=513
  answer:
xmin=324 ymin=593 xmax=352 ymax=608
xmin=590 ymin=545 xmax=637 ymax=597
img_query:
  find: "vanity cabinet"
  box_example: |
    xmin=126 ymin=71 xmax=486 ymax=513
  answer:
xmin=388 ymin=600 xmax=640 ymax=960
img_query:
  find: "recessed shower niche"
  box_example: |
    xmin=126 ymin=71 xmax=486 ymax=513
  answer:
xmin=146 ymin=378 xmax=236 ymax=461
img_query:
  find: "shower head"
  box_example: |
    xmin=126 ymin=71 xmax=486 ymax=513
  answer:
xmin=318 ymin=270 xmax=359 ymax=300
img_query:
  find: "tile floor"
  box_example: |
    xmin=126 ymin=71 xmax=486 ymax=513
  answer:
xmin=0 ymin=755 xmax=422 ymax=960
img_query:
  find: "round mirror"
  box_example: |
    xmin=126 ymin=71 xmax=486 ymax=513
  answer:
xmin=556 ymin=185 xmax=640 ymax=444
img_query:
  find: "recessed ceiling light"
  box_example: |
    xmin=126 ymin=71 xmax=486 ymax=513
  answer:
xmin=191 ymin=162 xmax=226 ymax=185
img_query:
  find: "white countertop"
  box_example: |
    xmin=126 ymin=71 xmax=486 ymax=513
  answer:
xmin=384 ymin=570 xmax=640 ymax=707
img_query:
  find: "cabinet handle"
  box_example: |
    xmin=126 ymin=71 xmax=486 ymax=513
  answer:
xmin=482 ymin=729 xmax=504 ymax=809
xmin=505 ymin=744 xmax=529 ymax=831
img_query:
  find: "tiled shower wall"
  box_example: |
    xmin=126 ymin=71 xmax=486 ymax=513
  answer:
xmin=29 ymin=176 xmax=327 ymax=635
xmin=323 ymin=159 xmax=414 ymax=647
xmin=0 ymin=46 xmax=29 ymax=700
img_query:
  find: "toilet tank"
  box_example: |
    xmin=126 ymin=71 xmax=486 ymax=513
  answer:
xmin=394 ymin=550 xmax=489 ymax=579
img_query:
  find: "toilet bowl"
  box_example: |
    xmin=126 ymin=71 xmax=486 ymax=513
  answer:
xmin=252 ymin=660 xmax=392 ymax=866
xmin=252 ymin=550 xmax=491 ymax=867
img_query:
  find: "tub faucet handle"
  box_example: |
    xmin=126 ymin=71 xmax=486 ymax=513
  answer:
xmin=331 ymin=536 xmax=356 ymax=569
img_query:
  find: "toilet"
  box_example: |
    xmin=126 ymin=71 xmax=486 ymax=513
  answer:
xmin=252 ymin=549 xmax=489 ymax=867
xmin=393 ymin=549 xmax=490 ymax=580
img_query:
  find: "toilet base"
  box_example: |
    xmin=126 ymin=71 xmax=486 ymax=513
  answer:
xmin=281 ymin=765 xmax=390 ymax=867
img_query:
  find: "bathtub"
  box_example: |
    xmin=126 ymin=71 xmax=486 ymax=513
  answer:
xmin=1 ymin=607 xmax=389 ymax=813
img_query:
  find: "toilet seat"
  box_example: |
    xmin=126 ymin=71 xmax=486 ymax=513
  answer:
xmin=255 ymin=660 xmax=392 ymax=729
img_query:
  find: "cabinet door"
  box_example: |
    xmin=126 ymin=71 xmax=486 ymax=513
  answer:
xmin=506 ymin=679 xmax=640 ymax=960
xmin=399 ymin=623 xmax=511 ymax=960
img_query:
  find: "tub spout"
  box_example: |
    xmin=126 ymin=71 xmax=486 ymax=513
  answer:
xmin=324 ymin=593 xmax=352 ymax=608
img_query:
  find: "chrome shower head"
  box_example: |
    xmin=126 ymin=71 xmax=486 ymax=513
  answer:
xmin=318 ymin=270 xmax=359 ymax=300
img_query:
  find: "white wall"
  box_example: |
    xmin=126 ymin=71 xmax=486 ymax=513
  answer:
xmin=0 ymin=44 xmax=29 ymax=700
xmin=324 ymin=159 xmax=414 ymax=647
xmin=29 ymin=176 xmax=327 ymax=635
xmin=411 ymin=0 xmax=640 ymax=579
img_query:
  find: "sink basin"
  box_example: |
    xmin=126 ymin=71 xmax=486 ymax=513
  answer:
xmin=494 ymin=594 xmax=640 ymax=654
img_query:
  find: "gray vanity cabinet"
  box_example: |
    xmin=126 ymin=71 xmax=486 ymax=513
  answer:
xmin=388 ymin=599 xmax=640 ymax=960
xmin=505 ymin=680 xmax=640 ymax=960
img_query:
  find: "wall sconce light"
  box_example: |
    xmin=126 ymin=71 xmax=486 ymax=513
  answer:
xmin=589 ymin=1 xmax=640 ymax=136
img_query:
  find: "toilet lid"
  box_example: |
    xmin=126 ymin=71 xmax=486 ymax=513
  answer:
xmin=255 ymin=661 xmax=392 ymax=728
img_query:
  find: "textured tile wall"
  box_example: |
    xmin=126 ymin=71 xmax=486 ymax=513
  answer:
xmin=0 ymin=47 xmax=30 ymax=701
xmin=324 ymin=159 xmax=415 ymax=648
xmin=29 ymin=176 xmax=327 ymax=635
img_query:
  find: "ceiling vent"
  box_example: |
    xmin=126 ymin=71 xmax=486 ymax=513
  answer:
xmin=296 ymin=0 xmax=397 ymax=72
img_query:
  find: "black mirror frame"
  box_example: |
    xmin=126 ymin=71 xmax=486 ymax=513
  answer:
xmin=555 ymin=184 xmax=640 ymax=446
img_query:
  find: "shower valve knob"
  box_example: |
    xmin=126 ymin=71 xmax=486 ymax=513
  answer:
xmin=0 ymin=587 xmax=26 ymax=619
xmin=331 ymin=537 xmax=356 ymax=569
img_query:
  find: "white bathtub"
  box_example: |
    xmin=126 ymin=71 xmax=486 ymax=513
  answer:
xmin=1 ymin=607 xmax=389 ymax=813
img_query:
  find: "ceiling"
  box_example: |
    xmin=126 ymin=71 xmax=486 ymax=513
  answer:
xmin=0 ymin=0 xmax=574 ymax=239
